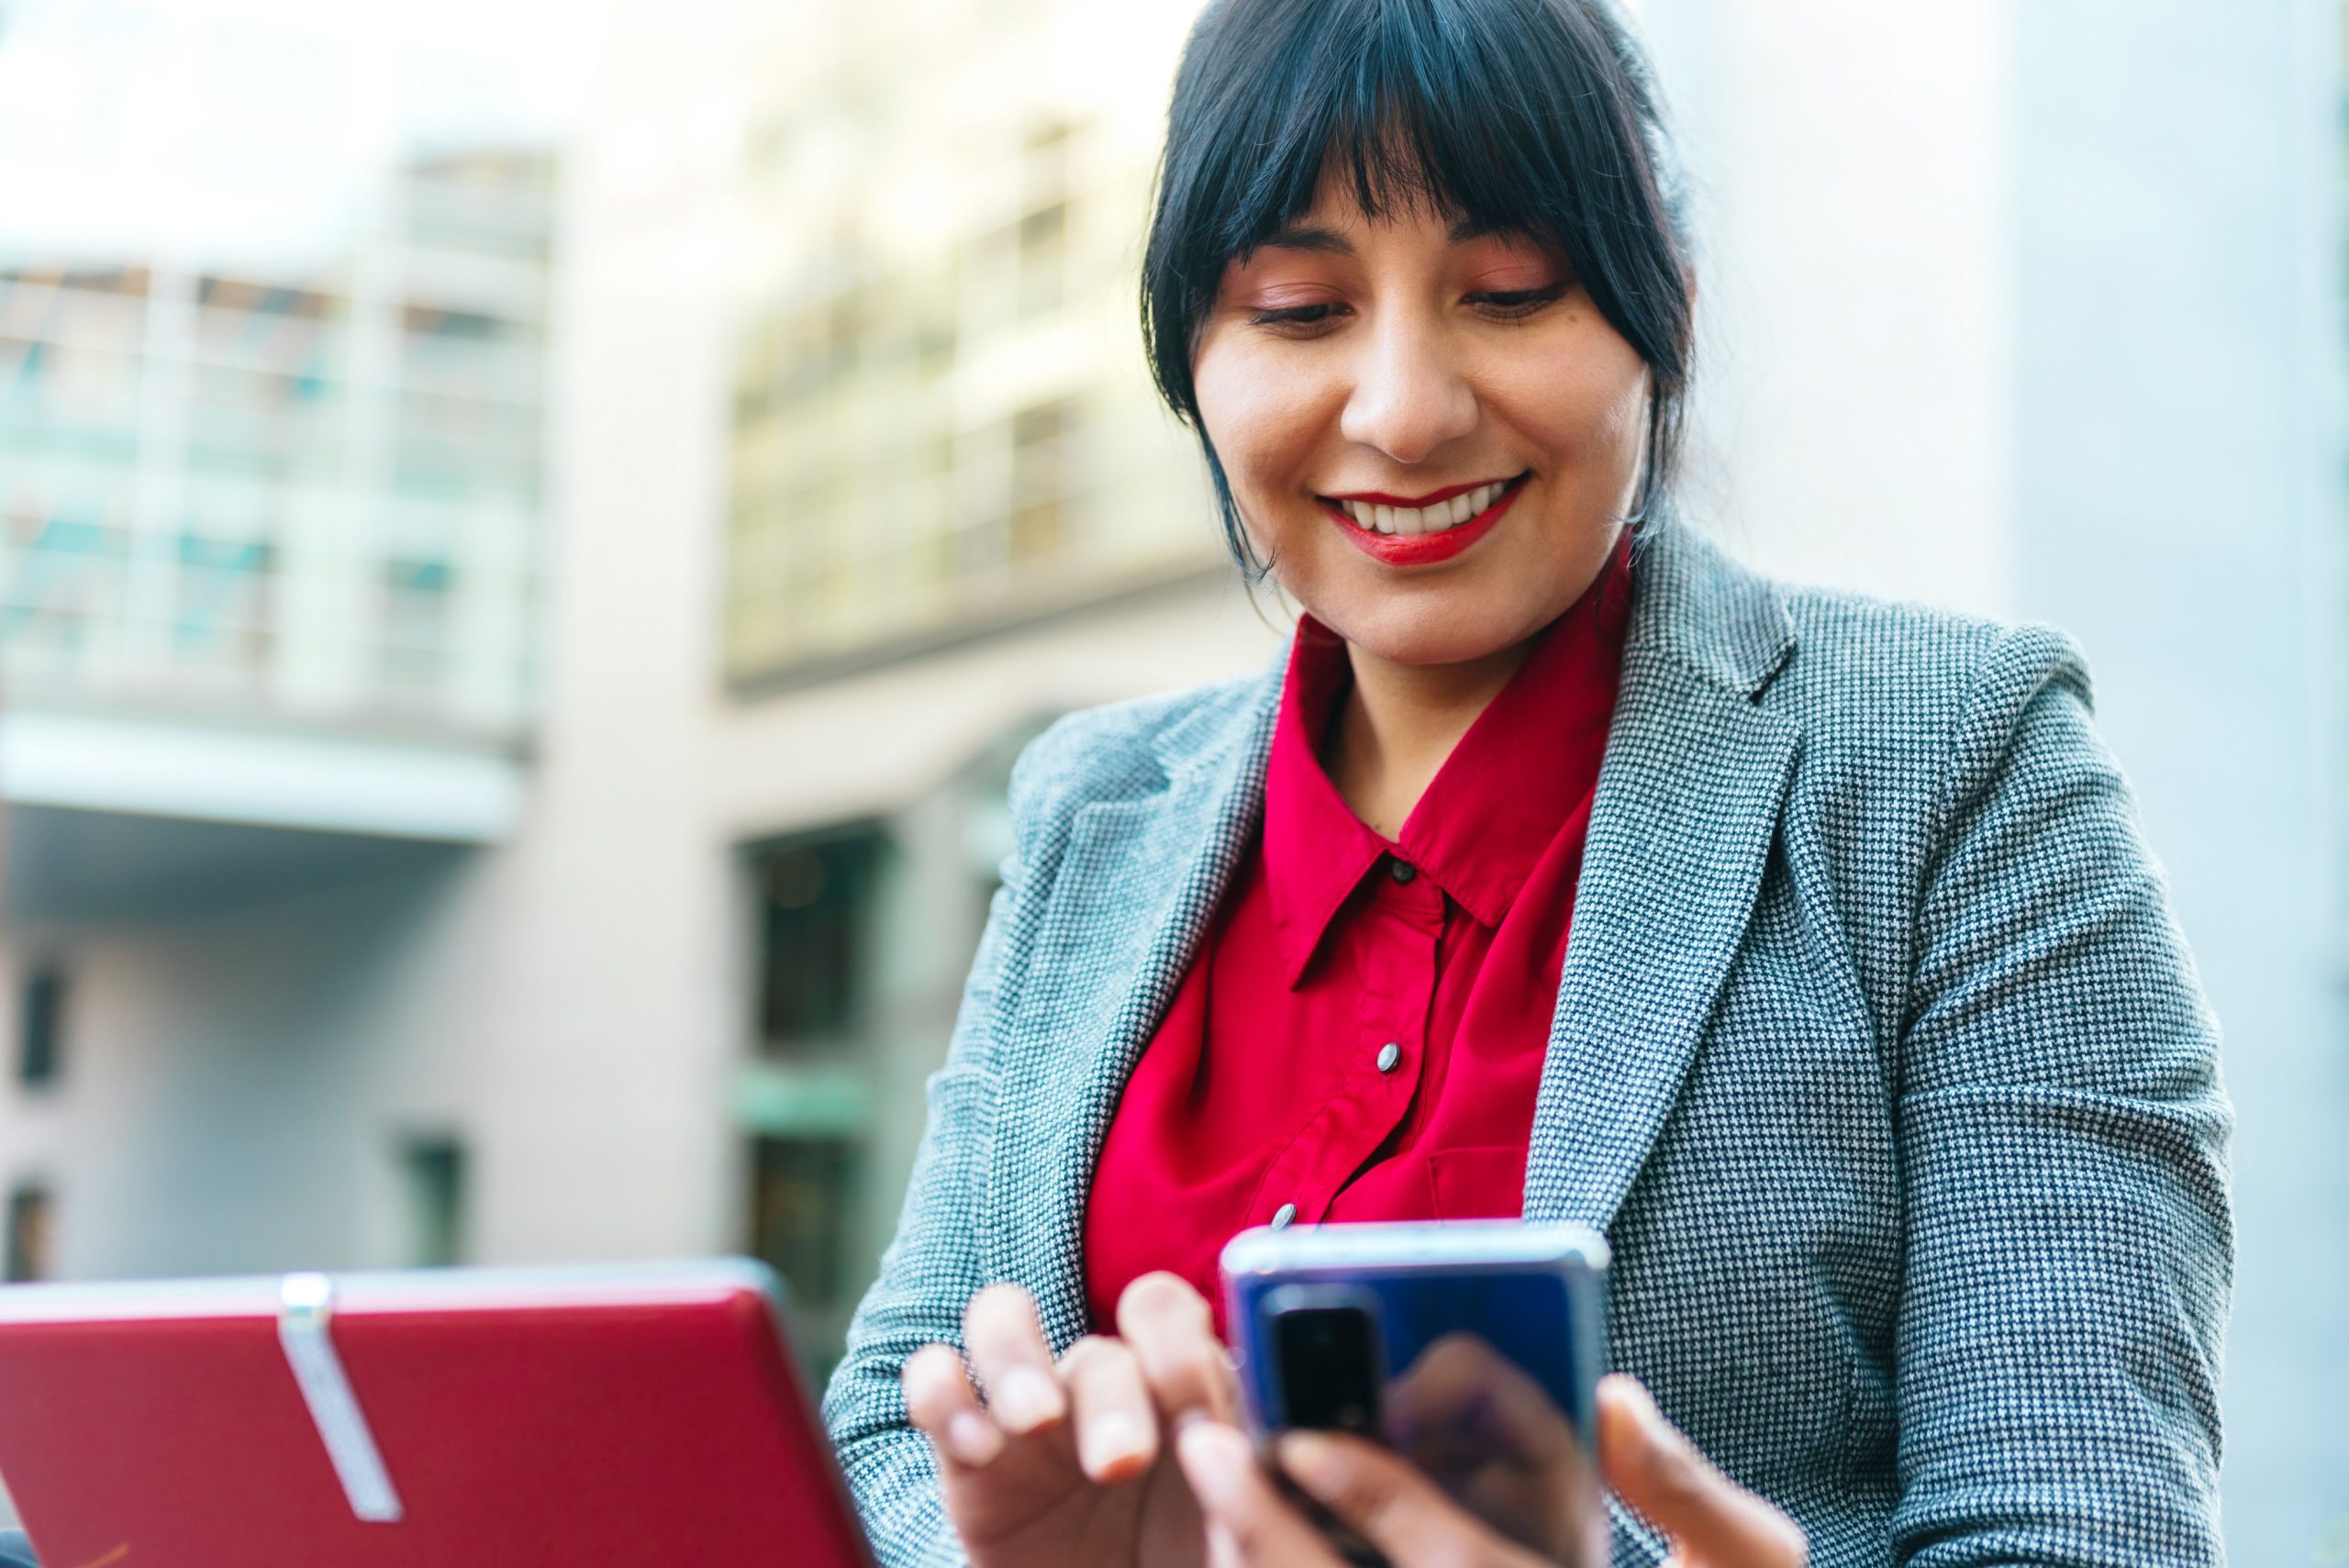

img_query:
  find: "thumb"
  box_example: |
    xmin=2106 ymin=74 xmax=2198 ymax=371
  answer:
xmin=1596 ymin=1374 xmax=1807 ymax=1567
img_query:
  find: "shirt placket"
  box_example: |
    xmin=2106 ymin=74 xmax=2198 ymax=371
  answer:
xmin=1251 ymin=851 xmax=1444 ymax=1230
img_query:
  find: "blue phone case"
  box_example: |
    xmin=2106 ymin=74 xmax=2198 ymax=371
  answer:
xmin=1220 ymin=1219 xmax=1609 ymax=1451
xmin=1221 ymin=1221 xmax=1614 ymax=1565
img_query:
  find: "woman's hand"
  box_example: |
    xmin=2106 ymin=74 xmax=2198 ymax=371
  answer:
xmin=900 ymin=1274 xmax=1237 ymax=1568
xmin=1174 ymin=1373 xmax=1809 ymax=1568
xmin=1380 ymin=1331 xmax=1599 ymax=1559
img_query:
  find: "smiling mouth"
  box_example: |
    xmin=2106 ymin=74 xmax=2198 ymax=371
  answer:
xmin=1319 ymin=473 xmax=1529 ymax=537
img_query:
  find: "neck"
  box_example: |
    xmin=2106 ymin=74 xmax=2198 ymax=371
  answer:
xmin=1319 ymin=632 xmax=1541 ymax=840
xmin=1316 ymin=527 xmax=1626 ymax=837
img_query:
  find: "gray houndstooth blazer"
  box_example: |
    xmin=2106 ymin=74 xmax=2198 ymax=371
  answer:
xmin=820 ymin=519 xmax=2233 ymax=1568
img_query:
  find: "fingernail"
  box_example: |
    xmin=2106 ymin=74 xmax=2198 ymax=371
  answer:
xmin=1084 ymin=1411 xmax=1150 ymax=1478
xmin=1609 ymin=1373 xmax=1658 ymax=1415
xmin=1275 ymin=1430 xmax=1342 ymax=1495
xmin=1620 ymin=1378 xmax=1666 ymax=1434
xmin=1175 ymin=1419 xmax=1250 ymax=1508
xmin=994 ymin=1365 xmax=1064 ymax=1432
xmin=949 ymin=1410 xmax=1004 ymax=1466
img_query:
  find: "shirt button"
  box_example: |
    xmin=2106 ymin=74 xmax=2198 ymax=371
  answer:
xmin=1376 ymin=1041 xmax=1401 ymax=1073
xmin=1271 ymin=1203 xmax=1297 ymax=1230
xmin=1387 ymin=857 xmax=1417 ymax=884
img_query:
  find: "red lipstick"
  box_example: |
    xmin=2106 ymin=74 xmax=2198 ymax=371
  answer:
xmin=1319 ymin=475 xmax=1527 ymax=567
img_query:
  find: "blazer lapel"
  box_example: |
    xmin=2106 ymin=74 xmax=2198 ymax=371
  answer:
xmin=1524 ymin=521 xmax=1799 ymax=1232
xmin=989 ymin=670 xmax=1282 ymax=1349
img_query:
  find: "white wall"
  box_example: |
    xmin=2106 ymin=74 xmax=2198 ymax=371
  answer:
xmin=2004 ymin=4 xmax=2348 ymax=1561
xmin=0 ymin=855 xmax=468 ymax=1279
xmin=1641 ymin=2 xmax=2017 ymax=614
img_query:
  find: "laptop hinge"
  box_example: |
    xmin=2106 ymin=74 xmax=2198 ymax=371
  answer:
xmin=277 ymin=1273 xmax=404 ymax=1524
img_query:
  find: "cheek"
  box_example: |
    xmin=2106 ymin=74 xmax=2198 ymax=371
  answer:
xmin=1191 ymin=334 xmax=1336 ymax=496
xmin=1486 ymin=326 xmax=1651 ymax=469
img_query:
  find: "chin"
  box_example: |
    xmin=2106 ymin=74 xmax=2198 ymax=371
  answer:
xmin=1319 ymin=597 xmax=1535 ymax=667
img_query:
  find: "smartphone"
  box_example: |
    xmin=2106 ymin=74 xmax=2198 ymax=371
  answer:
xmin=1219 ymin=1219 xmax=1609 ymax=1568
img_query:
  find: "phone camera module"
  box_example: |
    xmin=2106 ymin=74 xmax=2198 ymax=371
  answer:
xmin=1273 ymin=1304 xmax=1382 ymax=1435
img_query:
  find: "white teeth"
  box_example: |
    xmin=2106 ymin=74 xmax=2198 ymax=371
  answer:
xmin=1333 ymin=479 xmax=1515 ymax=536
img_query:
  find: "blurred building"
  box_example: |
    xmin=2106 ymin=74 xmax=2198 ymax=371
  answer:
xmin=727 ymin=72 xmax=1222 ymax=679
xmin=0 ymin=147 xmax=555 ymax=1277
xmin=0 ymin=152 xmax=548 ymax=734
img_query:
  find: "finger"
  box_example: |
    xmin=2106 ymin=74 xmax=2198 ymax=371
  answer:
xmin=1175 ymin=1419 xmax=1342 ymax=1567
xmin=1596 ymin=1375 xmax=1808 ymax=1567
xmin=902 ymin=1342 xmax=1007 ymax=1469
xmin=1058 ymin=1334 xmax=1159 ymax=1483
xmin=1116 ymin=1271 xmax=1238 ymax=1423
xmin=1277 ymin=1428 xmax=1513 ymax=1564
xmin=963 ymin=1283 xmax=1067 ymax=1436
xmin=1387 ymin=1331 xmax=1576 ymax=1470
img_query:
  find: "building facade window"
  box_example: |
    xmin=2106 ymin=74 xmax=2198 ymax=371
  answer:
xmin=17 ymin=963 xmax=65 ymax=1090
xmin=721 ymin=50 xmax=1221 ymax=683
xmin=5 ymin=1183 xmax=53 ymax=1283
xmin=0 ymin=149 xmax=551 ymax=736
xmin=753 ymin=828 xmax=889 ymax=1051
xmin=398 ymin=1134 xmax=468 ymax=1268
xmin=748 ymin=1135 xmax=862 ymax=1318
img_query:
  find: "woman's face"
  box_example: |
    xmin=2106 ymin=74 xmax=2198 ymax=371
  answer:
xmin=1191 ymin=176 xmax=1653 ymax=667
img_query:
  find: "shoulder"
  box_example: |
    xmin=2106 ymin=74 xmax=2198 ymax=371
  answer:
xmin=1649 ymin=522 xmax=2114 ymax=837
xmin=1642 ymin=522 xmax=2092 ymax=745
xmin=1005 ymin=660 xmax=1278 ymax=823
xmin=1786 ymin=572 xmax=2081 ymax=689
xmin=1758 ymin=569 xmax=2098 ymax=810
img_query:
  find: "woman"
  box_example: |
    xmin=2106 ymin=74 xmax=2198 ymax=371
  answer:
xmin=822 ymin=0 xmax=2232 ymax=1564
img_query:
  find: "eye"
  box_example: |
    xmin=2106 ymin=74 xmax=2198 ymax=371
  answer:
xmin=1247 ymin=301 xmax=1349 ymax=337
xmin=1467 ymin=282 xmax=1570 ymax=322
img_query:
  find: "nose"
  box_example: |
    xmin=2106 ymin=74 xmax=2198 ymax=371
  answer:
xmin=1338 ymin=312 xmax=1478 ymax=465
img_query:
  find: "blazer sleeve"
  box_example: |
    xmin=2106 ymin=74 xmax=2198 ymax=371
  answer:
xmin=819 ymin=749 xmax=1044 ymax=1568
xmin=1890 ymin=625 xmax=2233 ymax=1566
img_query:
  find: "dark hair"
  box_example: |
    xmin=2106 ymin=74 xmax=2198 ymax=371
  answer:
xmin=1141 ymin=0 xmax=1693 ymax=581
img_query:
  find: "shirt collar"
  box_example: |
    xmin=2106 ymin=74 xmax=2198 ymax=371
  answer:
xmin=1262 ymin=533 xmax=1634 ymax=987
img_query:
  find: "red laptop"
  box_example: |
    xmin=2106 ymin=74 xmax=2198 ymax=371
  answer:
xmin=0 ymin=1259 xmax=874 ymax=1567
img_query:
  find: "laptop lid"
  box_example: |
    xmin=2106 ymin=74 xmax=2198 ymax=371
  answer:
xmin=0 ymin=1259 xmax=873 ymax=1568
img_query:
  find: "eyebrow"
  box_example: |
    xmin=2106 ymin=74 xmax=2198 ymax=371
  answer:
xmin=1256 ymin=216 xmax=1500 ymax=256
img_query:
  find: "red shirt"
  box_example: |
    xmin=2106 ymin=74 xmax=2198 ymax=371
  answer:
xmin=1082 ymin=539 xmax=1633 ymax=1333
